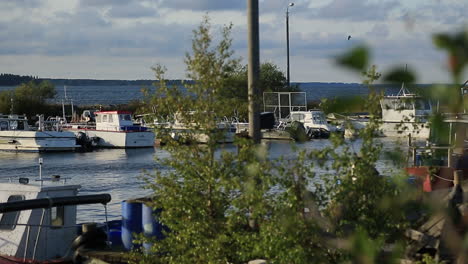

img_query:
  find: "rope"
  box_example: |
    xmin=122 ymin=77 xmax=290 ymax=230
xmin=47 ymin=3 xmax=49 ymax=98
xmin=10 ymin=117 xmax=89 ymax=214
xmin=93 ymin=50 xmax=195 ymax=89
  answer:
xmin=430 ymin=173 xmax=454 ymax=182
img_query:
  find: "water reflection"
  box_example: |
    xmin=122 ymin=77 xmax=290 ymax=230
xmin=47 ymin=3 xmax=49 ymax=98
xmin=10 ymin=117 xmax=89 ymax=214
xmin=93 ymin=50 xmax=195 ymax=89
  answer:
xmin=0 ymin=139 xmax=410 ymax=222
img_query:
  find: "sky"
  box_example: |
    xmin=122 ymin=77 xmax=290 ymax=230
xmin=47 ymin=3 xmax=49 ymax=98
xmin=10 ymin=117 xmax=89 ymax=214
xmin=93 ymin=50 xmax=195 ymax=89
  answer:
xmin=0 ymin=0 xmax=466 ymax=83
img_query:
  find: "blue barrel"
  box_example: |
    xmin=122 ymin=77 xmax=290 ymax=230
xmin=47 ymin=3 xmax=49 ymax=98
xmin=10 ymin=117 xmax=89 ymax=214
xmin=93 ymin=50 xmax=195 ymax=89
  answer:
xmin=121 ymin=200 xmax=143 ymax=250
xmin=142 ymin=204 xmax=164 ymax=252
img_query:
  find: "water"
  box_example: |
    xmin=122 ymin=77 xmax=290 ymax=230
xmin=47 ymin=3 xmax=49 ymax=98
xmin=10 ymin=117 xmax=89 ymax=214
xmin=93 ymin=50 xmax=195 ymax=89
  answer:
xmin=0 ymin=138 xmax=408 ymax=223
xmin=0 ymin=83 xmax=402 ymax=106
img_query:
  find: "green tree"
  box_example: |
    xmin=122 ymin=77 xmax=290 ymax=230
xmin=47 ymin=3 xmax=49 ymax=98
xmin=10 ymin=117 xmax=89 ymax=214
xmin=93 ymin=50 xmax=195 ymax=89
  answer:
xmin=223 ymin=62 xmax=298 ymax=119
xmin=136 ymin=15 xmax=467 ymax=263
xmin=0 ymin=80 xmax=56 ymax=117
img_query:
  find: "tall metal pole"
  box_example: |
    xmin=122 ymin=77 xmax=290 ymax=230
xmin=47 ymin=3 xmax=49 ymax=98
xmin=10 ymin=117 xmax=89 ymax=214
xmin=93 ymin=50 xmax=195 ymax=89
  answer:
xmin=248 ymin=0 xmax=261 ymax=143
xmin=286 ymin=3 xmax=294 ymax=89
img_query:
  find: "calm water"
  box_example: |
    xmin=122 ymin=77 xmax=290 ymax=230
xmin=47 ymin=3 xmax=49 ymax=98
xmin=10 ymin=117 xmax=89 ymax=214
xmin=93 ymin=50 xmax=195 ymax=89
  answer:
xmin=0 ymin=138 xmax=407 ymax=223
xmin=0 ymin=83 xmax=401 ymax=106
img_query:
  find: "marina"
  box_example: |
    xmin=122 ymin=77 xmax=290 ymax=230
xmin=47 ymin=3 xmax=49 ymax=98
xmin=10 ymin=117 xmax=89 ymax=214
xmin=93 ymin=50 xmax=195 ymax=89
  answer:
xmin=0 ymin=0 xmax=466 ymax=262
xmin=0 ymin=138 xmax=416 ymax=221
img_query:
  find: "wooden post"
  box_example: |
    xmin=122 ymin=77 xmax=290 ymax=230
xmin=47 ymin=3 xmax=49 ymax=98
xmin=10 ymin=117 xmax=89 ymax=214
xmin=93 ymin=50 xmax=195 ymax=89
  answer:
xmin=247 ymin=0 xmax=261 ymax=144
xmin=448 ymin=148 xmax=453 ymax=168
xmin=412 ymin=147 xmax=417 ymax=166
xmin=454 ymin=170 xmax=463 ymax=185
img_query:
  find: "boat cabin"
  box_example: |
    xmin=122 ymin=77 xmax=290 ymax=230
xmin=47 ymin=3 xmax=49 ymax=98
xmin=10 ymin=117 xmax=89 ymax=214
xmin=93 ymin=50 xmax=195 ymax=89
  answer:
xmin=0 ymin=114 xmax=30 ymax=131
xmin=290 ymin=110 xmax=338 ymax=133
xmin=380 ymin=87 xmax=432 ymax=123
xmin=95 ymin=111 xmax=147 ymax=132
xmin=0 ymin=180 xmax=80 ymax=261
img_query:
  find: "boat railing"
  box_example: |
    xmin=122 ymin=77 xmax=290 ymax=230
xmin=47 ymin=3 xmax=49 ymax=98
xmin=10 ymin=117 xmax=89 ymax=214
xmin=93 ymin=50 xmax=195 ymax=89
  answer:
xmin=0 ymin=193 xmax=111 ymax=260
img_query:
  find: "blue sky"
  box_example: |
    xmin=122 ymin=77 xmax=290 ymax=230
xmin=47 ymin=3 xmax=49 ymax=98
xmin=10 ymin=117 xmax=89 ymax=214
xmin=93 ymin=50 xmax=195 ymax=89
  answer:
xmin=0 ymin=0 xmax=466 ymax=83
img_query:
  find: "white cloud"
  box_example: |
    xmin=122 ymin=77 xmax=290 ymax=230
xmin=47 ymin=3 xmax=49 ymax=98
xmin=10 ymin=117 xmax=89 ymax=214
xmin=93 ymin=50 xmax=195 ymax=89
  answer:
xmin=0 ymin=0 xmax=465 ymax=83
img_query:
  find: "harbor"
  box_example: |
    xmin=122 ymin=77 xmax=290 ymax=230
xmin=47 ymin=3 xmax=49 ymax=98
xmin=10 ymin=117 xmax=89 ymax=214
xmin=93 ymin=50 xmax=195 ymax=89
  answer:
xmin=0 ymin=0 xmax=467 ymax=263
xmin=0 ymin=137 xmax=418 ymax=221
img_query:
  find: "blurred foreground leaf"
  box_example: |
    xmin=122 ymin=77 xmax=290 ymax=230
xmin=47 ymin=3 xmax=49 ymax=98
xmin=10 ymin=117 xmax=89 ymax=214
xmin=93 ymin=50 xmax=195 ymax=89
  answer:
xmin=336 ymin=45 xmax=370 ymax=72
xmin=383 ymin=66 xmax=416 ymax=84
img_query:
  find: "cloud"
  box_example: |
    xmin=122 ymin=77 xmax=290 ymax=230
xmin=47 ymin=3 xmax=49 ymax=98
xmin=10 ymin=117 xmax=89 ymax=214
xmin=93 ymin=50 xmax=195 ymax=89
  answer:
xmin=160 ymin=0 xmax=246 ymax=11
xmin=106 ymin=3 xmax=158 ymax=18
xmin=312 ymin=0 xmax=400 ymax=21
xmin=0 ymin=0 xmax=43 ymax=9
xmin=79 ymin=0 xmax=132 ymax=7
xmin=403 ymin=2 xmax=467 ymax=28
xmin=366 ymin=24 xmax=390 ymax=39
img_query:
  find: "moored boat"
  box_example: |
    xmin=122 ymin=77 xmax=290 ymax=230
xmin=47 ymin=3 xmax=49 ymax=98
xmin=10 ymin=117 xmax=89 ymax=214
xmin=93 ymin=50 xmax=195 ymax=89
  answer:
xmin=0 ymin=169 xmax=111 ymax=263
xmin=289 ymin=110 xmax=342 ymax=139
xmin=344 ymin=84 xmax=432 ymax=139
xmin=62 ymin=110 xmax=155 ymax=148
xmin=0 ymin=114 xmax=79 ymax=152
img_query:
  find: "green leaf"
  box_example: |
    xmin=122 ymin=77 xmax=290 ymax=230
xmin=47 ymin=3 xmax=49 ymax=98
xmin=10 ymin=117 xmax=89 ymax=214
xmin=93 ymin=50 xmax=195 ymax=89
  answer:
xmin=383 ymin=67 xmax=416 ymax=84
xmin=433 ymin=33 xmax=454 ymax=50
xmin=336 ymin=45 xmax=370 ymax=72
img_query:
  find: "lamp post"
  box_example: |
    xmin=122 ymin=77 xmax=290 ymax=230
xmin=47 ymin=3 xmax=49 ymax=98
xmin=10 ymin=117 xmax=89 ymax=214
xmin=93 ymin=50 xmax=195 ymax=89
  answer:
xmin=286 ymin=2 xmax=294 ymax=89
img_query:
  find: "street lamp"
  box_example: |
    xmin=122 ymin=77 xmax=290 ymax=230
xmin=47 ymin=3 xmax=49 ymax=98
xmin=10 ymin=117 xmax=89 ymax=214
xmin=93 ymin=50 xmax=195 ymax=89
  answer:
xmin=286 ymin=2 xmax=294 ymax=89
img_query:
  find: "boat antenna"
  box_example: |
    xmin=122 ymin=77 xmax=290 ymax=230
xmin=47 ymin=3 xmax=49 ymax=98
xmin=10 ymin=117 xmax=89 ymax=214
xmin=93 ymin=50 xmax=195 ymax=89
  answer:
xmin=397 ymin=64 xmax=410 ymax=96
xmin=38 ymin=158 xmax=43 ymax=187
xmin=9 ymin=98 xmax=13 ymax=115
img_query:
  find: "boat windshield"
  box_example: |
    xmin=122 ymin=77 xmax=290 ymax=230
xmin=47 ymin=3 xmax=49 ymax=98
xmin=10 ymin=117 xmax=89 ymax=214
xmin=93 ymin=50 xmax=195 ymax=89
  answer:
xmin=291 ymin=113 xmax=305 ymax=122
xmin=312 ymin=113 xmax=327 ymax=124
xmin=0 ymin=121 xmax=8 ymax=130
xmin=120 ymin=114 xmax=132 ymax=121
xmin=415 ymin=99 xmax=431 ymax=110
xmin=9 ymin=121 xmax=24 ymax=130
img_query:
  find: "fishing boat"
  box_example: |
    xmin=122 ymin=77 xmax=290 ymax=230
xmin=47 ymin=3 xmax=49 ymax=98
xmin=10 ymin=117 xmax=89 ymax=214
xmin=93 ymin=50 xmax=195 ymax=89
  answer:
xmin=0 ymin=160 xmax=111 ymax=263
xmin=62 ymin=110 xmax=155 ymax=148
xmin=158 ymin=112 xmax=236 ymax=144
xmin=0 ymin=114 xmax=79 ymax=152
xmin=289 ymin=110 xmax=342 ymax=138
xmin=345 ymin=84 xmax=432 ymax=139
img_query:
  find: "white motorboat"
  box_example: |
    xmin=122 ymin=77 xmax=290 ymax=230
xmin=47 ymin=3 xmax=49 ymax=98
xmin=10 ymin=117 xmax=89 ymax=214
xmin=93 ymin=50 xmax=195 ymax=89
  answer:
xmin=160 ymin=112 xmax=236 ymax=144
xmin=345 ymin=85 xmax=432 ymax=139
xmin=0 ymin=114 xmax=79 ymax=152
xmin=0 ymin=163 xmax=111 ymax=263
xmin=289 ymin=110 xmax=341 ymax=138
xmin=63 ymin=110 xmax=155 ymax=148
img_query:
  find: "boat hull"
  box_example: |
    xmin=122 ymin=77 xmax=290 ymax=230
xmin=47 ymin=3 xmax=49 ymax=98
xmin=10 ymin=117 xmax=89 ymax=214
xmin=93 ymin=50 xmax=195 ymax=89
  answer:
xmin=0 ymin=131 xmax=78 ymax=152
xmin=344 ymin=120 xmax=430 ymax=139
xmin=67 ymin=129 xmax=155 ymax=148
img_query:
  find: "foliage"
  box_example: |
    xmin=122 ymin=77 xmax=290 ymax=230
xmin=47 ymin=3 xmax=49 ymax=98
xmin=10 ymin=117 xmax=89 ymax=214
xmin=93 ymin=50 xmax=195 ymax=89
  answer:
xmin=0 ymin=80 xmax=56 ymax=117
xmin=221 ymin=62 xmax=298 ymax=119
xmin=135 ymin=15 xmax=467 ymax=264
xmin=0 ymin=73 xmax=38 ymax=86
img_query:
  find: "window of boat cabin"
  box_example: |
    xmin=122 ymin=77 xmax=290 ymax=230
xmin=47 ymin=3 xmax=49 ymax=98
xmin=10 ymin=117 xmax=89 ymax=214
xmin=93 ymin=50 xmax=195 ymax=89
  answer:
xmin=312 ymin=113 xmax=326 ymax=124
xmin=0 ymin=195 xmax=25 ymax=230
xmin=9 ymin=120 xmax=18 ymax=130
xmin=102 ymin=115 xmax=108 ymax=122
xmin=51 ymin=206 xmax=65 ymax=227
xmin=96 ymin=114 xmax=102 ymax=123
xmin=415 ymin=99 xmax=431 ymax=110
xmin=291 ymin=113 xmax=304 ymax=122
xmin=123 ymin=114 xmax=132 ymax=121
xmin=0 ymin=121 xmax=8 ymax=131
xmin=108 ymin=114 xmax=113 ymax=123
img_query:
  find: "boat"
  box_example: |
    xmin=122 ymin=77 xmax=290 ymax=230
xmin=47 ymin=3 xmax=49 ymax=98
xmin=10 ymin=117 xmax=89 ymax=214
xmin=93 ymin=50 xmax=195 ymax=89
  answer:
xmin=62 ymin=110 xmax=155 ymax=148
xmin=0 ymin=114 xmax=79 ymax=152
xmin=289 ymin=110 xmax=342 ymax=138
xmin=159 ymin=112 xmax=236 ymax=144
xmin=344 ymin=84 xmax=432 ymax=139
xmin=0 ymin=161 xmax=111 ymax=263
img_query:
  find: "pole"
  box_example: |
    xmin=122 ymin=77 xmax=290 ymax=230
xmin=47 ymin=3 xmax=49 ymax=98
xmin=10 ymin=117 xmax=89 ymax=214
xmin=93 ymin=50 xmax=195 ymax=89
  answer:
xmin=247 ymin=0 xmax=261 ymax=143
xmin=286 ymin=8 xmax=290 ymax=89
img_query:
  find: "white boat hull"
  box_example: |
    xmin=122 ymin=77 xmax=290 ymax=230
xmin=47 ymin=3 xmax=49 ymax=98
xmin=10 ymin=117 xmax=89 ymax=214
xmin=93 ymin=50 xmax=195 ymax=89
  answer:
xmin=344 ymin=120 xmax=430 ymax=140
xmin=68 ymin=129 xmax=155 ymax=148
xmin=0 ymin=131 xmax=78 ymax=152
xmin=171 ymin=129 xmax=235 ymax=144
